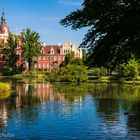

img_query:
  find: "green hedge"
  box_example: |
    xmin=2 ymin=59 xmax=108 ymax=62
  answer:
xmin=50 ymin=64 xmax=88 ymax=83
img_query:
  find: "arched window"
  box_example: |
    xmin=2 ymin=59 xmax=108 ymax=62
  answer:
xmin=51 ymin=48 xmax=54 ymax=54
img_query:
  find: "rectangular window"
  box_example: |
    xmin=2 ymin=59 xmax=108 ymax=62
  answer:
xmin=38 ymin=64 xmax=42 ymax=68
xmin=43 ymin=56 xmax=46 ymax=61
xmin=54 ymin=56 xmax=57 ymax=61
xmin=58 ymin=56 xmax=61 ymax=60
xmin=38 ymin=56 xmax=42 ymax=61
xmin=43 ymin=64 xmax=46 ymax=68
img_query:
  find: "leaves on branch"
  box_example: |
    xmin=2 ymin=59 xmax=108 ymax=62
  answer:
xmin=60 ymin=0 xmax=140 ymax=68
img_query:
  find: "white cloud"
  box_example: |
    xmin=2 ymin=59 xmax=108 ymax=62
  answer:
xmin=59 ymin=0 xmax=82 ymax=6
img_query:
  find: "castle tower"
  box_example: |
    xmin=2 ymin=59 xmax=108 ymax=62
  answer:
xmin=0 ymin=12 xmax=10 ymax=43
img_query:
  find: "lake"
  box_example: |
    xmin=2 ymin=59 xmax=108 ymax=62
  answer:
xmin=0 ymin=78 xmax=140 ymax=139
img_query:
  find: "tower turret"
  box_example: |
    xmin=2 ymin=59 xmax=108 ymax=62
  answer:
xmin=1 ymin=12 xmax=6 ymax=24
xmin=0 ymin=12 xmax=10 ymax=42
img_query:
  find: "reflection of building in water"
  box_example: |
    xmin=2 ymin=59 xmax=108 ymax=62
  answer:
xmin=15 ymin=83 xmax=66 ymax=107
xmin=16 ymin=84 xmax=27 ymax=107
xmin=15 ymin=82 xmax=84 ymax=114
xmin=34 ymin=83 xmax=65 ymax=102
xmin=0 ymin=102 xmax=8 ymax=127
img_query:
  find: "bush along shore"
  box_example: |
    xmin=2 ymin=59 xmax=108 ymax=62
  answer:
xmin=9 ymin=69 xmax=140 ymax=85
xmin=0 ymin=82 xmax=11 ymax=100
xmin=2 ymin=53 xmax=140 ymax=85
xmin=2 ymin=69 xmax=140 ymax=85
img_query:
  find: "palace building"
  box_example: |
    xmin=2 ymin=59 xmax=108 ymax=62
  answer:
xmin=35 ymin=41 xmax=82 ymax=70
xmin=0 ymin=12 xmax=10 ymax=43
xmin=0 ymin=13 xmax=82 ymax=71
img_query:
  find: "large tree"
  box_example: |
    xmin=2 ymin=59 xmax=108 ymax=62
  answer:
xmin=60 ymin=52 xmax=83 ymax=67
xmin=21 ymin=28 xmax=41 ymax=71
xmin=1 ymin=33 xmax=19 ymax=75
xmin=60 ymin=0 xmax=140 ymax=69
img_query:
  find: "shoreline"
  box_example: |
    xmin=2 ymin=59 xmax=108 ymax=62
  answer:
xmin=1 ymin=75 xmax=140 ymax=85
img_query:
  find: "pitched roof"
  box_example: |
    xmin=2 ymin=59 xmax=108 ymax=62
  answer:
xmin=43 ymin=45 xmax=62 ymax=55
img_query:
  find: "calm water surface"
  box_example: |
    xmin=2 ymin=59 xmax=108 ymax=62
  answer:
xmin=0 ymin=78 xmax=140 ymax=140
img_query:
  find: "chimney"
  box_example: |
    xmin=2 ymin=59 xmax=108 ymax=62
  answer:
xmin=58 ymin=41 xmax=61 ymax=46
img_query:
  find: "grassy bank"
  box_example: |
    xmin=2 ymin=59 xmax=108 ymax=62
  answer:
xmin=88 ymin=75 xmax=140 ymax=85
xmin=2 ymin=73 xmax=140 ymax=85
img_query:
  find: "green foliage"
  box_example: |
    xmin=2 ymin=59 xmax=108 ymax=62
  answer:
xmin=60 ymin=0 xmax=140 ymax=68
xmin=2 ymin=66 xmax=13 ymax=76
xmin=60 ymin=52 xmax=74 ymax=66
xmin=1 ymin=66 xmax=11 ymax=76
xmin=50 ymin=64 xmax=88 ymax=83
xmin=60 ymin=65 xmax=88 ymax=82
xmin=118 ymin=59 xmax=139 ymax=78
xmin=49 ymin=67 xmax=60 ymax=81
xmin=61 ymin=52 xmax=83 ymax=67
xmin=21 ymin=28 xmax=41 ymax=70
xmin=71 ymin=58 xmax=83 ymax=66
xmin=91 ymin=67 xmax=107 ymax=76
xmin=1 ymin=33 xmax=20 ymax=75
xmin=2 ymin=66 xmax=21 ymax=76
xmin=82 ymin=49 xmax=89 ymax=65
xmin=24 ymin=70 xmax=48 ymax=77
xmin=0 ymin=82 xmax=11 ymax=99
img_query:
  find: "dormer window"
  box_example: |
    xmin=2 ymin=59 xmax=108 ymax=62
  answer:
xmin=51 ymin=48 xmax=54 ymax=54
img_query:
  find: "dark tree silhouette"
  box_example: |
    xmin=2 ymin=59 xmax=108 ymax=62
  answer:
xmin=60 ymin=0 xmax=140 ymax=69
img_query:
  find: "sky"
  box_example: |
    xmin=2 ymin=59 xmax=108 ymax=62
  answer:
xmin=0 ymin=0 xmax=87 ymax=45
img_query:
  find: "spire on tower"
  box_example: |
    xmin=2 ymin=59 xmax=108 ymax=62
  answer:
xmin=1 ymin=12 xmax=6 ymax=24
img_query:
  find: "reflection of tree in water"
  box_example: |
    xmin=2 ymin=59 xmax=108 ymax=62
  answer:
xmin=24 ymin=84 xmax=41 ymax=106
xmin=95 ymin=98 xmax=120 ymax=121
xmin=53 ymin=83 xmax=92 ymax=102
xmin=91 ymin=84 xmax=140 ymax=124
xmin=0 ymin=79 xmax=94 ymax=134
xmin=91 ymin=83 xmax=140 ymax=100
xmin=127 ymin=101 xmax=140 ymax=132
xmin=15 ymin=81 xmax=93 ymax=105
xmin=52 ymin=83 xmax=93 ymax=115
xmin=0 ymin=90 xmax=18 ymax=133
xmin=14 ymin=81 xmax=90 ymax=115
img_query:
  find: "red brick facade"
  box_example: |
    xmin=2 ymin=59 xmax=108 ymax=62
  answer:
xmin=34 ymin=45 xmax=65 ymax=71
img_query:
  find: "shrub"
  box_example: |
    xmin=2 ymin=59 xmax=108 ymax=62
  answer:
xmin=49 ymin=67 xmax=60 ymax=81
xmin=2 ymin=66 xmax=21 ymax=76
xmin=2 ymin=66 xmax=11 ymax=76
xmin=60 ymin=52 xmax=83 ymax=67
xmin=25 ymin=70 xmax=48 ymax=77
xmin=118 ymin=59 xmax=139 ymax=78
xmin=50 ymin=64 xmax=88 ymax=83
xmin=0 ymin=82 xmax=11 ymax=99
xmin=71 ymin=58 xmax=83 ymax=66
xmin=91 ymin=67 xmax=107 ymax=76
